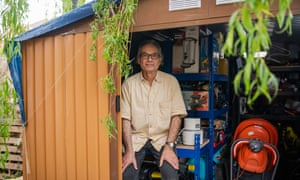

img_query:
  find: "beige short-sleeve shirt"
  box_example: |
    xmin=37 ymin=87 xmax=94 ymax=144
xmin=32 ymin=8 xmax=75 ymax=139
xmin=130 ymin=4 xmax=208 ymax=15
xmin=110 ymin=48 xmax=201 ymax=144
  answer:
xmin=122 ymin=71 xmax=187 ymax=151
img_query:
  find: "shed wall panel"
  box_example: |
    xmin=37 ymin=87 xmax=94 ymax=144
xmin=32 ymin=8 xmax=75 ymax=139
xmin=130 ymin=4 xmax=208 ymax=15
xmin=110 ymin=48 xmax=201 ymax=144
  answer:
xmin=54 ymin=35 xmax=67 ymax=180
xmin=74 ymin=33 xmax=88 ymax=180
xmin=24 ymin=41 xmax=37 ymax=180
xmin=34 ymin=38 xmax=46 ymax=180
xmin=22 ymin=32 xmax=116 ymax=180
xmin=96 ymin=35 xmax=111 ymax=180
xmin=64 ymin=35 xmax=76 ymax=180
xmin=44 ymin=36 xmax=56 ymax=180
xmin=85 ymin=33 xmax=100 ymax=179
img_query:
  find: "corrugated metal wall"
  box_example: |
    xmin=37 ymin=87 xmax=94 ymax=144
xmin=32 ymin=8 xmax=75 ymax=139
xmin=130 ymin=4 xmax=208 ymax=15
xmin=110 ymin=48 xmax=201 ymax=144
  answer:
xmin=21 ymin=32 xmax=121 ymax=180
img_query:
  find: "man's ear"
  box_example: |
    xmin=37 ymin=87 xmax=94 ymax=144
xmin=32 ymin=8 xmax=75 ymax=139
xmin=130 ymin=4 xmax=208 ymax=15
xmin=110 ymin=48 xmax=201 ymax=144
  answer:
xmin=159 ymin=58 xmax=164 ymax=66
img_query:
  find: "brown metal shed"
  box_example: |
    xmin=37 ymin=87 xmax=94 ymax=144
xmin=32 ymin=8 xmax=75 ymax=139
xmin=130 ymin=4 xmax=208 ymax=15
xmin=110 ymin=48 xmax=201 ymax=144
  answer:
xmin=16 ymin=0 xmax=300 ymax=180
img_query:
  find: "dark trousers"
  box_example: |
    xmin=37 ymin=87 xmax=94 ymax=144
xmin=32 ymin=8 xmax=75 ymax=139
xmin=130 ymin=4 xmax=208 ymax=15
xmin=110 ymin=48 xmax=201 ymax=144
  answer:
xmin=123 ymin=140 xmax=179 ymax=180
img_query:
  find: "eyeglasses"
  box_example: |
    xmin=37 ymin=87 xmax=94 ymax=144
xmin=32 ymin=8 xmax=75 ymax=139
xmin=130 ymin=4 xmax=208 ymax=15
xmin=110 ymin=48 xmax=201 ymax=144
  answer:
xmin=140 ymin=52 xmax=161 ymax=60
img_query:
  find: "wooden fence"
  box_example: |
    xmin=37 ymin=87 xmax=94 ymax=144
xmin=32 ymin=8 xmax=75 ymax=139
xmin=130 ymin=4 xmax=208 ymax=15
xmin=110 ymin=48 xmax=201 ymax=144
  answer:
xmin=0 ymin=121 xmax=23 ymax=179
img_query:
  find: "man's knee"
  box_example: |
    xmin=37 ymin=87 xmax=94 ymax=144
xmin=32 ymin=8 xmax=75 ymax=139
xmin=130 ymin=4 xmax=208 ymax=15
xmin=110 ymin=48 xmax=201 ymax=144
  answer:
xmin=160 ymin=161 xmax=179 ymax=180
xmin=123 ymin=164 xmax=140 ymax=180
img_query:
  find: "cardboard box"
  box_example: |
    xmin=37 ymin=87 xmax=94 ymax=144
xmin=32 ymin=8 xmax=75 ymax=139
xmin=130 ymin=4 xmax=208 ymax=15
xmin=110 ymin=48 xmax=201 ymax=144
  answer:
xmin=182 ymin=91 xmax=209 ymax=111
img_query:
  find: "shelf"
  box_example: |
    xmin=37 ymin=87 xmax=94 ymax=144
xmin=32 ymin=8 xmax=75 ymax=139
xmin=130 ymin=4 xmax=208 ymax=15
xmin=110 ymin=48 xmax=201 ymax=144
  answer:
xmin=176 ymin=139 xmax=210 ymax=158
xmin=177 ymin=137 xmax=230 ymax=159
xmin=214 ymin=74 xmax=229 ymax=81
xmin=172 ymin=34 xmax=230 ymax=180
xmin=240 ymin=114 xmax=300 ymax=122
xmin=173 ymin=73 xmax=228 ymax=82
xmin=277 ymin=91 xmax=300 ymax=96
xmin=213 ymin=135 xmax=230 ymax=154
xmin=240 ymin=65 xmax=300 ymax=122
xmin=269 ymin=65 xmax=300 ymax=72
xmin=176 ymin=135 xmax=210 ymax=180
xmin=173 ymin=73 xmax=209 ymax=81
xmin=187 ymin=106 xmax=229 ymax=118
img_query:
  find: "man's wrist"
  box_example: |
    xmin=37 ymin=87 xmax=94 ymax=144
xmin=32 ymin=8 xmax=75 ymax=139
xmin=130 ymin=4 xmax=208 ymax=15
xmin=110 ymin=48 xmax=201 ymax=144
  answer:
xmin=165 ymin=141 xmax=176 ymax=149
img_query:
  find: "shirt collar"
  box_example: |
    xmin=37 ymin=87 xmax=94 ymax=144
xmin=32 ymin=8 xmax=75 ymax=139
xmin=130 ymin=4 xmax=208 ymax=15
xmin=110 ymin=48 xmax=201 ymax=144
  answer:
xmin=139 ymin=71 xmax=162 ymax=83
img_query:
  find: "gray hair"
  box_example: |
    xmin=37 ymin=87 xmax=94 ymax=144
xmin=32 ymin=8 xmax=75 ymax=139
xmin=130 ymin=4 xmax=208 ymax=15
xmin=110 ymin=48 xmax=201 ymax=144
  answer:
xmin=137 ymin=39 xmax=163 ymax=59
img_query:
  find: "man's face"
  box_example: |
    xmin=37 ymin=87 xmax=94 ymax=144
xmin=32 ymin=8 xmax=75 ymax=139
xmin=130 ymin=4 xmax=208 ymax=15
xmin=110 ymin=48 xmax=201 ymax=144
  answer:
xmin=138 ymin=44 xmax=162 ymax=73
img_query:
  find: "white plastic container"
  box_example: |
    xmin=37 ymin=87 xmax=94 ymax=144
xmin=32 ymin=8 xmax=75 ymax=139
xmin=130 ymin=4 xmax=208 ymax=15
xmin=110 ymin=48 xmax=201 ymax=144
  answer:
xmin=184 ymin=118 xmax=201 ymax=130
xmin=182 ymin=129 xmax=203 ymax=145
xmin=180 ymin=118 xmax=203 ymax=145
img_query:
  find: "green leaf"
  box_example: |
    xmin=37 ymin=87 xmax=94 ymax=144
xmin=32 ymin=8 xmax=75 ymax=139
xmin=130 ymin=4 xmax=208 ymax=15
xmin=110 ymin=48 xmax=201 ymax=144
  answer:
xmin=236 ymin=21 xmax=247 ymax=53
xmin=243 ymin=61 xmax=252 ymax=94
xmin=241 ymin=8 xmax=253 ymax=32
xmin=229 ymin=10 xmax=240 ymax=26
xmin=223 ymin=30 xmax=234 ymax=55
xmin=233 ymin=70 xmax=243 ymax=95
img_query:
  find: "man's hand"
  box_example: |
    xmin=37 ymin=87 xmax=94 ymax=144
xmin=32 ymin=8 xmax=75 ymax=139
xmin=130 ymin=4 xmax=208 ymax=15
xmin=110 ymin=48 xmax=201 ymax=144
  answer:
xmin=159 ymin=145 xmax=179 ymax=169
xmin=122 ymin=150 xmax=138 ymax=173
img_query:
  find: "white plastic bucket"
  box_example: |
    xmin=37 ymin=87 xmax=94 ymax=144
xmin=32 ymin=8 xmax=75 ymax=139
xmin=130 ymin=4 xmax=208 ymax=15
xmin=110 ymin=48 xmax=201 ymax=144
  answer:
xmin=182 ymin=129 xmax=203 ymax=145
xmin=184 ymin=118 xmax=201 ymax=130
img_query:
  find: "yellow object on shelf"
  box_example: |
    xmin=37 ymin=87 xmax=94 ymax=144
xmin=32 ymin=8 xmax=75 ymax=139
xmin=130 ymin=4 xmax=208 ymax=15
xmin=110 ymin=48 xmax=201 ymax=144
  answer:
xmin=151 ymin=171 xmax=161 ymax=178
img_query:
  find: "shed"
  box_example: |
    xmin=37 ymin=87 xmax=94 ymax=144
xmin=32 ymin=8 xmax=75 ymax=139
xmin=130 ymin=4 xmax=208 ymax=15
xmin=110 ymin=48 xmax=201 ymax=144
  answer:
xmin=17 ymin=1 xmax=121 ymax=180
xmin=15 ymin=0 xmax=300 ymax=180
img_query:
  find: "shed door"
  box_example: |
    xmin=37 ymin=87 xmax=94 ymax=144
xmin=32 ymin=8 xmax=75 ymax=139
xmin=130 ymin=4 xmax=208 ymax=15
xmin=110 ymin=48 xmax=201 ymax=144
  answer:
xmin=22 ymin=32 xmax=122 ymax=180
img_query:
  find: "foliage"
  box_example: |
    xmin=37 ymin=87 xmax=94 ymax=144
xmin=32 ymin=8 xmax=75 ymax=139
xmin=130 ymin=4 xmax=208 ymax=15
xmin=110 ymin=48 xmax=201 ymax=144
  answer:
xmin=91 ymin=0 xmax=139 ymax=137
xmin=101 ymin=114 xmax=117 ymax=138
xmin=61 ymin=0 xmax=85 ymax=13
xmin=0 ymin=0 xmax=28 ymax=62
xmin=222 ymin=0 xmax=293 ymax=107
xmin=0 ymin=76 xmax=17 ymax=169
xmin=0 ymin=0 xmax=27 ymax=170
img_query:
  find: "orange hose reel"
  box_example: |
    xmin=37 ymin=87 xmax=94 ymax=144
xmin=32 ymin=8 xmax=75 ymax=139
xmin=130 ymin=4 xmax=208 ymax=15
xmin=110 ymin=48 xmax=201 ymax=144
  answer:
xmin=233 ymin=118 xmax=278 ymax=146
xmin=231 ymin=118 xmax=279 ymax=176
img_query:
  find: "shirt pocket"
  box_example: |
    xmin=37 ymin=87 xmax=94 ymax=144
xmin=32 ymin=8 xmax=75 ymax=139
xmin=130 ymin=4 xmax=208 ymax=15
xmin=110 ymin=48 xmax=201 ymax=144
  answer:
xmin=159 ymin=101 xmax=171 ymax=121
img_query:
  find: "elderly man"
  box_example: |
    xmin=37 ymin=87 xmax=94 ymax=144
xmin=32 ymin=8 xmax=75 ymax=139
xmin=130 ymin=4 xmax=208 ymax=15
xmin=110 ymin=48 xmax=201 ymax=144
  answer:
xmin=122 ymin=39 xmax=187 ymax=180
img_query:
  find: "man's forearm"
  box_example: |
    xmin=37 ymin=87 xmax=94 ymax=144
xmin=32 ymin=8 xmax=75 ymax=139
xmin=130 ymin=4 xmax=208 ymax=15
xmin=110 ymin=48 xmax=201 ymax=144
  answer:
xmin=122 ymin=118 xmax=133 ymax=152
xmin=167 ymin=115 xmax=182 ymax=142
